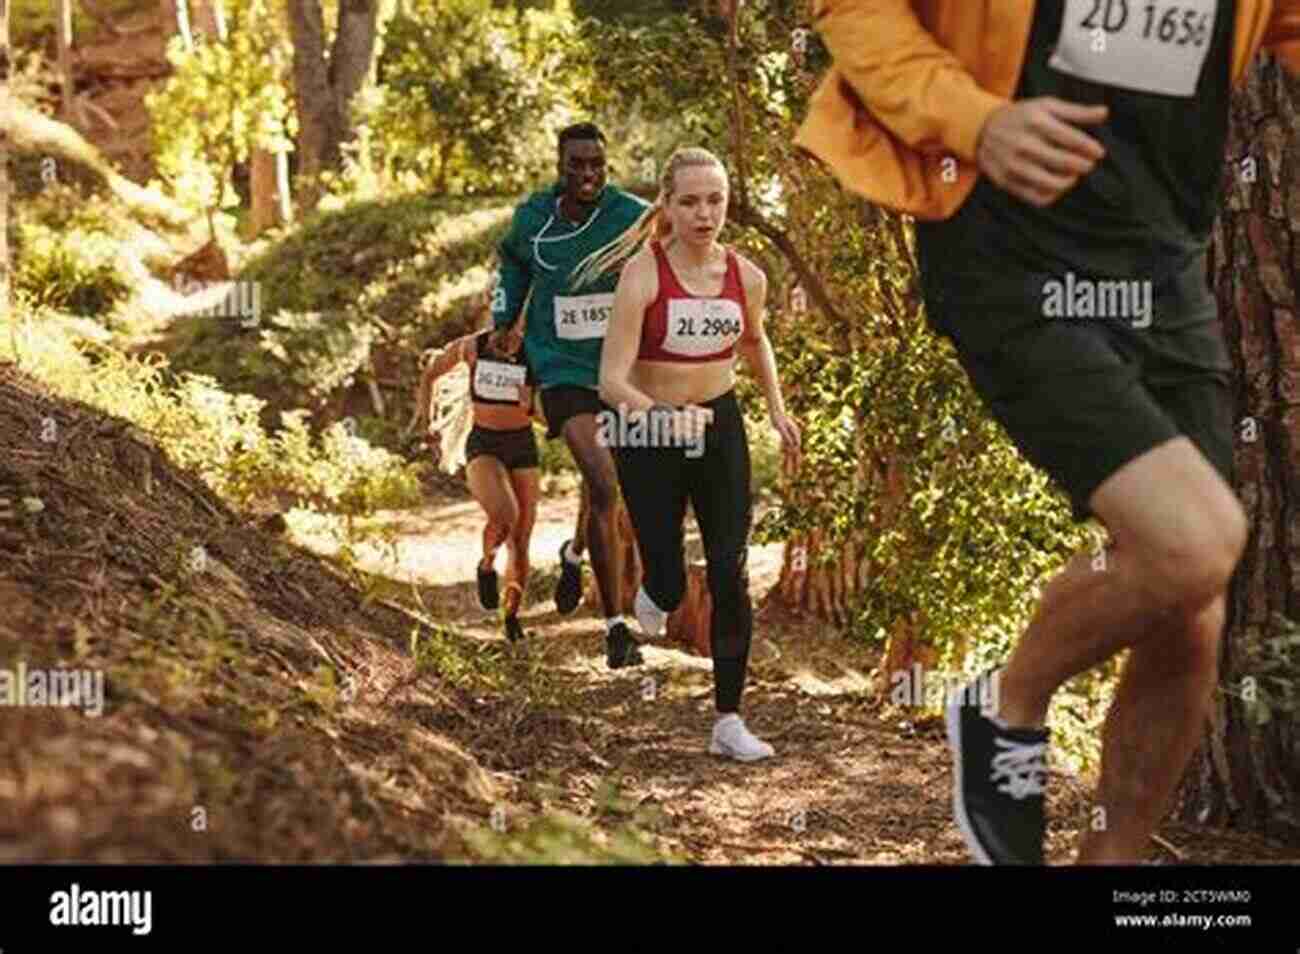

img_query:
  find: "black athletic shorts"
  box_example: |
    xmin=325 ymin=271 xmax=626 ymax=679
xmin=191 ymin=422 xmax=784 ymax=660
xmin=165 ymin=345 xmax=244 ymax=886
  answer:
xmin=920 ymin=256 xmax=1235 ymax=524
xmin=464 ymin=425 xmax=539 ymax=471
xmin=539 ymin=385 xmax=603 ymax=440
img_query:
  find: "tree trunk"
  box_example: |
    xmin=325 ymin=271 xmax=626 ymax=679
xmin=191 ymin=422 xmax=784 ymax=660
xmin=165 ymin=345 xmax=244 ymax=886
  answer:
xmin=286 ymin=0 xmax=378 ymax=211
xmin=56 ymin=0 xmax=73 ymax=117
xmin=1178 ymin=53 xmax=1300 ymax=841
xmin=248 ymin=147 xmax=278 ymax=235
xmin=1 ymin=0 xmax=10 ymax=328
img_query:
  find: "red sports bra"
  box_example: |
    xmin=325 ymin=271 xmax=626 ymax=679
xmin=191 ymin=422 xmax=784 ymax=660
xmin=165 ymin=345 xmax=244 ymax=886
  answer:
xmin=638 ymin=240 xmax=749 ymax=363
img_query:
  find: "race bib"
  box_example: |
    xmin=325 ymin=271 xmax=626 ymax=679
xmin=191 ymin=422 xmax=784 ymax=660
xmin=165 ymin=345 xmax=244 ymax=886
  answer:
xmin=663 ymin=298 xmax=744 ymax=358
xmin=474 ymin=360 xmax=526 ymax=402
xmin=554 ymin=293 xmax=614 ymax=341
xmin=1049 ymin=0 xmax=1217 ymax=97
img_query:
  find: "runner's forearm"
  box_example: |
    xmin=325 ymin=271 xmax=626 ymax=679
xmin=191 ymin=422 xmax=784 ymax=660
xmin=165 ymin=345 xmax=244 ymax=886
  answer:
xmin=737 ymin=335 xmax=786 ymax=419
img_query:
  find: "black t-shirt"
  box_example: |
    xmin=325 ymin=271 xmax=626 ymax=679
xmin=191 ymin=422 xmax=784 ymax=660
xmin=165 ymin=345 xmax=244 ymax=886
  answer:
xmin=917 ymin=0 xmax=1235 ymax=309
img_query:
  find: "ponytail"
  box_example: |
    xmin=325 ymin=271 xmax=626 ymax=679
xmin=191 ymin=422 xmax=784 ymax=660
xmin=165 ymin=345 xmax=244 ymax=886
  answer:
xmin=569 ymin=145 xmax=726 ymax=291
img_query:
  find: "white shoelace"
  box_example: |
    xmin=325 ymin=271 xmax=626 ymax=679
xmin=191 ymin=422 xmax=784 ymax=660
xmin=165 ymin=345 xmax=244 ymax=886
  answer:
xmin=990 ymin=737 xmax=1047 ymax=800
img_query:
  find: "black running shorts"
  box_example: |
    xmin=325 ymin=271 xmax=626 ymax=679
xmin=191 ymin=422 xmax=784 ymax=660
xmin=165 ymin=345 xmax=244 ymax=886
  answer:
xmin=464 ymin=425 xmax=539 ymax=471
xmin=539 ymin=385 xmax=603 ymax=440
xmin=922 ymin=260 xmax=1235 ymax=524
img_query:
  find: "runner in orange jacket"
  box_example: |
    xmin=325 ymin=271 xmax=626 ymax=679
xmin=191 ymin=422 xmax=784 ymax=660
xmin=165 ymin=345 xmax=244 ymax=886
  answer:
xmin=798 ymin=0 xmax=1300 ymax=865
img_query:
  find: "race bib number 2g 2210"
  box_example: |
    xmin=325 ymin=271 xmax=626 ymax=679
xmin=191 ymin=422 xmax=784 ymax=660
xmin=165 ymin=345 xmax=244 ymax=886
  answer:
xmin=1049 ymin=0 xmax=1217 ymax=97
xmin=474 ymin=360 xmax=527 ymax=402
xmin=554 ymin=293 xmax=614 ymax=341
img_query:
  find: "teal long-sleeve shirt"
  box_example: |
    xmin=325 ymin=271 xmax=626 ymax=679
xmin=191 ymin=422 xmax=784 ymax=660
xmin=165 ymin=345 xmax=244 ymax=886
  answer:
xmin=493 ymin=182 xmax=650 ymax=391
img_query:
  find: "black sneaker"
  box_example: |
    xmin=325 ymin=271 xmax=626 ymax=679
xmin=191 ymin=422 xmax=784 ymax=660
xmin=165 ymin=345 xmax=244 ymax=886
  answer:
xmin=477 ymin=562 xmax=499 ymax=610
xmin=504 ymin=614 xmax=526 ymax=643
xmin=945 ymin=670 xmax=1048 ymax=865
xmin=554 ymin=539 xmax=582 ymax=614
xmin=605 ymin=622 xmax=643 ymax=670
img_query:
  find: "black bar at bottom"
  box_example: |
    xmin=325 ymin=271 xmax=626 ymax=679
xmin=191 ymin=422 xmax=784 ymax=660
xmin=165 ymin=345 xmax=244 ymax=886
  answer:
xmin=1 ymin=863 xmax=1297 ymax=948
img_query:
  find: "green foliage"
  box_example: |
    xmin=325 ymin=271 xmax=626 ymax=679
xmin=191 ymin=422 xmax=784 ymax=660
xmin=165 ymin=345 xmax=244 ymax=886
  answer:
xmin=572 ymin=0 xmax=1093 ymax=682
xmin=369 ymin=0 xmax=572 ymax=195
xmin=145 ymin=0 xmax=296 ymax=218
xmin=8 ymin=0 xmax=145 ymax=45
xmin=1228 ymin=614 xmax=1300 ymax=727
xmin=12 ymin=185 xmax=134 ymax=316
xmin=166 ymin=195 xmax=512 ymax=439
xmin=2 ymin=304 xmax=424 ymax=526
xmin=458 ymin=801 xmax=676 ymax=864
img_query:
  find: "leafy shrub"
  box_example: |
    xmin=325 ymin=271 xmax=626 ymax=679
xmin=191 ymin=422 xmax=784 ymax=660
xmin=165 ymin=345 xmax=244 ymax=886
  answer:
xmin=145 ymin=0 xmax=295 ymax=219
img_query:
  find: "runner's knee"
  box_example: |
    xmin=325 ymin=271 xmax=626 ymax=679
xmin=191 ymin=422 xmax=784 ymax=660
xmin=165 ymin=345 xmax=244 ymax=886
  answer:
xmin=1137 ymin=501 xmax=1245 ymax=614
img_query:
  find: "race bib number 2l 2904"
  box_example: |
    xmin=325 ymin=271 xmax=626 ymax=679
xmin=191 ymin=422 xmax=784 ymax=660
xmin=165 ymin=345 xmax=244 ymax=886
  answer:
xmin=1049 ymin=0 xmax=1217 ymax=97
xmin=554 ymin=293 xmax=614 ymax=341
xmin=663 ymin=298 xmax=745 ymax=358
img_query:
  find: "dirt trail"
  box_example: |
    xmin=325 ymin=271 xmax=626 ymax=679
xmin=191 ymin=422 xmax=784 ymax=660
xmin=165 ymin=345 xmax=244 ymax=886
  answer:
xmin=292 ymin=486 xmax=1300 ymax=865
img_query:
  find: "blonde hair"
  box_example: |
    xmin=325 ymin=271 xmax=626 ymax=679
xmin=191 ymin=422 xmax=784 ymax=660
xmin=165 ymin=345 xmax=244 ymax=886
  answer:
xmin=571 ymin=146 xmax=727 ymax=290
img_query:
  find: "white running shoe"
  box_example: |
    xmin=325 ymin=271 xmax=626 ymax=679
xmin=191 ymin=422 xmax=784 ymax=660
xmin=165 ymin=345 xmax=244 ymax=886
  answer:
xmin=709 ymin=714 xmax=775 ymax=762
xmin=634 ymin=585 xmax=668 ymax=639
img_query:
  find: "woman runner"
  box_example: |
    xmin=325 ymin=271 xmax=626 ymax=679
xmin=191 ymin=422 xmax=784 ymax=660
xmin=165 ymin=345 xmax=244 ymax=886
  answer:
xmin=586 ymin=146 xmax=801 ymax=761
xmin=411 ymin=314 xmax=540 ymax=643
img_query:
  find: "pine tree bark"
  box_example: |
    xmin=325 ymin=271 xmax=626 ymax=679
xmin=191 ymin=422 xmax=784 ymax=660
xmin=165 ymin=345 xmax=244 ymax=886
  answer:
xmin=1 ymin=0 xmax=10 ymax=327
xmin=1178 ymin=53 xmax=1300 ymax=841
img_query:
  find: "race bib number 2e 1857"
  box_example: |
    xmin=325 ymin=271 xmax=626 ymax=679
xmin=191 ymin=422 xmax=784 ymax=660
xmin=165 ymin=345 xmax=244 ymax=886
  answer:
xmin=1049 ymin=0 xmax=1217 ymax=97
xmin=554 ymin=293 xmax=614 ymax=341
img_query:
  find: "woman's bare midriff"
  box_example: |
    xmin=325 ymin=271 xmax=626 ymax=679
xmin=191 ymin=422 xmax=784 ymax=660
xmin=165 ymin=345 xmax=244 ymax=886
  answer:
xmin=473 ymin=402 xmax=531 ymax=430
xmin=630 ymin=357 xmax=736 ymax=407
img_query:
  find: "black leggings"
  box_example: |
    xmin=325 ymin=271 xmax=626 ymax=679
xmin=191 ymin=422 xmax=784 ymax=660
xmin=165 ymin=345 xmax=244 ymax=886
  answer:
xmin=612 ymin=390 xmax=753 ymax=713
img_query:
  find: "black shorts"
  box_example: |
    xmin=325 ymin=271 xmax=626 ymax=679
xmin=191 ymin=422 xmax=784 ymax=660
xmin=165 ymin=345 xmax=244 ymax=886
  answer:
xmin=921 ymin=258 xmax=1235 ymax=524
xmin=464 ymin=425 xmax=539 ymax=471
xmin=539 ymin=385 xmax=603 ymax=440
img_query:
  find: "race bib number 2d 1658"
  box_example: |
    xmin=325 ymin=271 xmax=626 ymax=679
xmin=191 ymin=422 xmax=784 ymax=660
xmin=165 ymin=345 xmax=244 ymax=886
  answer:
xmin=554 ymin=293 xmax=614 ymax=341
xmin=1049 ymin=0 xmax=1217 ymax=97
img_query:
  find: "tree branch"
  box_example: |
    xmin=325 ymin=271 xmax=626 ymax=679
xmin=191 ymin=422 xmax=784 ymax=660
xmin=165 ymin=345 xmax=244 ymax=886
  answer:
xmin=729 ymin=197 xmax=844 ymax=324
xmin=725 ymin=0 xmax=749 ymax=212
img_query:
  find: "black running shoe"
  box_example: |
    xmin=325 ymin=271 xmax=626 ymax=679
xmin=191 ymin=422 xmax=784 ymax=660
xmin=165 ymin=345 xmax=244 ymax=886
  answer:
xmin=504 ymin=614 xmax=526 ymax=643
xmin=945 ymin=670 xmax=1048 ymax=865
xmin=554 ymin=539 xmax=582 ymax=615
xmin=477 ymin=562 xmax=499 ymax=610
xmin=605 ymin=622 xmax=643 ymax=670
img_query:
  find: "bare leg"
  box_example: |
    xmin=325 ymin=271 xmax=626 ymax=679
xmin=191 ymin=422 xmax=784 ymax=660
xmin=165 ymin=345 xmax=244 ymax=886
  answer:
xmin=992 ymin=437 xmax=1245 ymax=864
xmin=562 ymin=413 xmax=623 ymax=617
xmin=466 ymin=456 xmax=519 ymax=573
xmin=504 ymin=466 xmax=539 ymax=618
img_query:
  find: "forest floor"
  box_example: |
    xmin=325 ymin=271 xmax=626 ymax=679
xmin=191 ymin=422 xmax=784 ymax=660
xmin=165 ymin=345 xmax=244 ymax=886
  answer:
xmin=291 ymin=478 xmax=1300 ymax=866
xmin=2 ymin=360 xmax=1297 ymax=865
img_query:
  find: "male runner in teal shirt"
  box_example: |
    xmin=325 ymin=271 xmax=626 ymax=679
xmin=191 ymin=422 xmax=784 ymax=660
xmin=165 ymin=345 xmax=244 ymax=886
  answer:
xmin=491 ymin=123 xmax=651 ymax=669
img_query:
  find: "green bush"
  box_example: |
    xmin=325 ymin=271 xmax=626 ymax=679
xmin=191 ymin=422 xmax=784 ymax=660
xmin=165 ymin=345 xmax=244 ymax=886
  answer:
xmin=13 ymin=220 xmax=132 ymax=317
xmin=144 ymin=0 xmax=295 ymax=220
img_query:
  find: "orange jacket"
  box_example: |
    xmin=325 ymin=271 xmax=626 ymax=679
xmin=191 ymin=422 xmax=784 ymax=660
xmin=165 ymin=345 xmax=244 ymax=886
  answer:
xmin=794 ymin=0 xmax=1300 ymax=220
